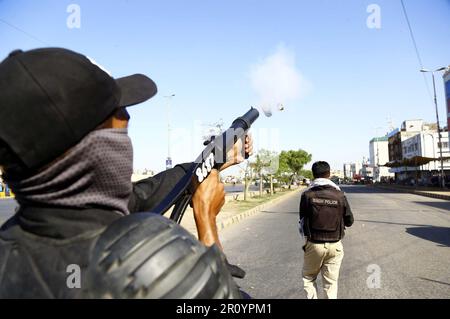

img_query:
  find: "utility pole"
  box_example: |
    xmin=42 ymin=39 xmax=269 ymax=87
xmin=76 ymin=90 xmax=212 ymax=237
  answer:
xmin=434 ymin=73 xmax=445 ymax=188
xmin=373 ymin=127 xmax=382 ymax=183
xmin=421 ymin=67 xmax=447 ymax=188
xmin=164 ymin=94 xmax=175 ymax=170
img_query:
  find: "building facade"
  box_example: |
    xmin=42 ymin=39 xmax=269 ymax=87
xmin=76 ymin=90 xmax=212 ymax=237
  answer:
xmin=352 ymin=162 xmax=362 ymax=177
xmin=343 ymin=162 xmax=362 ymax=180
xmin=369 ymin=136 xmax=394 ymax=182
xmin=385 ymin=119 xmax=450 ymax=185
xmin=343 ymin=163 xmax=352 ymax=179
xmin=330 ymin=169 xmax=345 ymax=179
xmin=402 ymin=131 xmax=450 ymax=169
xmin=387 ymin=120 xmax=436 ymax=162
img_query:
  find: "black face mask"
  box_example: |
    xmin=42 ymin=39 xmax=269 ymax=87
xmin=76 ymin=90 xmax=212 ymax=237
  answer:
xmin=5 ymin=128 xmax=134 ymax=215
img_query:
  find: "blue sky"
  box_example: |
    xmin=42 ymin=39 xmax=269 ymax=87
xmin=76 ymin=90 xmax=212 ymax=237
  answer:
xmin=1 ymin=0 xmax=449 ymax=173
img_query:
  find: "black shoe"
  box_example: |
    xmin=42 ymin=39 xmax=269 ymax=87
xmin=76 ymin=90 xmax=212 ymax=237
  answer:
xmin=225 ymin=259 xmax=246 ymax=279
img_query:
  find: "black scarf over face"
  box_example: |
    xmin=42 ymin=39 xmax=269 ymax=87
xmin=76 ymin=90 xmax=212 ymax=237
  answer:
xmin=5 ymin=128 xmax=133 ymax=215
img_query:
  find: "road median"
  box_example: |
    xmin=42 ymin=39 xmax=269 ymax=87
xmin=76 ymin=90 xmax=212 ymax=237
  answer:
xmin=180 ymin=187 xmax=304 ymax=236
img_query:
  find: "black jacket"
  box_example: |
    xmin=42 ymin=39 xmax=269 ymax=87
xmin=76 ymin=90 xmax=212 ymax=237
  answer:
xmin=0 ymin=163 xmax=242 ymax=298
xmin=0 ymin=163 xmax=191 ymax=239
xmin=299 ymin=185 xmax=354 ymax=242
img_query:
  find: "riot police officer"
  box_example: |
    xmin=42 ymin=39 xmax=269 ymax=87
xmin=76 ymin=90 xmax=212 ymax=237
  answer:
xmin=0 ymin=48 xmax=251 ymax=298
xmin=299 ymin=161 xmax=354 ymax=299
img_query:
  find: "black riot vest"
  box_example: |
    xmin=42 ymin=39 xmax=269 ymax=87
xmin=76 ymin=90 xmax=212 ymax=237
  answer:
xmin=0 ymin=211 xmax=241 ymax=299
xmin=303 ymin=185 xmax=346 ymax=242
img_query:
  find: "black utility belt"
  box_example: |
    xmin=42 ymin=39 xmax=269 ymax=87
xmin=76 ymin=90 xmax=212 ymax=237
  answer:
xmin=308 ymin=239 xmax=340 ymax=244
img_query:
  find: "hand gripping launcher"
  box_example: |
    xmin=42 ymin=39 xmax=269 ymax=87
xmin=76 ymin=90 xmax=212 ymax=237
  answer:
xmin=151 ymin=107 xmax=260 ymax=223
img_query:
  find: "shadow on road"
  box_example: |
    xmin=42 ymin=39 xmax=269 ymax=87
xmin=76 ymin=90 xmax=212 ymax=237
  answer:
xmin=418 ymin=277 xmax=450 ymax=287
xmin=357 ymin=219 xmax=428 ymax=227
xmin=412 ymin=201 xmax=450 ymax=212
xmin=357 ymin=219 xmax=450 ymax=247
xmin=406 ymin=226 xmax=450 ymax=247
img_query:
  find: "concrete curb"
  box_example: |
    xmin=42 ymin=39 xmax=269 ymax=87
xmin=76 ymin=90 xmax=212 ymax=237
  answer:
xmin=217 ymin=188 xmax=302 ymax=232
xmin=372 ymin=185 xmax=450 ymax=201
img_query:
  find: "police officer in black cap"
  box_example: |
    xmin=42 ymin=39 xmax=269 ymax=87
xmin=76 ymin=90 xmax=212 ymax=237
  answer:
xmin=0 ymin=48 xmax=251 ymax=298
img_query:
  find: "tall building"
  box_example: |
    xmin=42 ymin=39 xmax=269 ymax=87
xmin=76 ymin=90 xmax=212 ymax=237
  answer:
xmin=343 ymin=162 xmax=362 ymax=180
xmin=402 ymin=131 xmax=450 ymax=171
xmin=388 ymin=120 xmax=436 ymax=163
xmin=343 ymin=163 xmax=352 ymax=179
xmin=385 ymin=118 xmax=450 ymax=185
xmin=351 ymin=162 xmax=362 ymax=177
xmin=369 ymin=136 xmax=394 ymax=182
xmin=361 ymin=164 xmax=374 ymax=180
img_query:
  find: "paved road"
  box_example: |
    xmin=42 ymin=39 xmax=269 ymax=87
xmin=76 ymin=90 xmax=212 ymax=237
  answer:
xmin=224 ymin=184 xmax=259 ymax=194
xmin=2 ymin=185 xmax=449 ymax=298
xmin=0 ymin=199 xmax=17 ymax=225
xmin=220 ymin=185 xmax=450 ymax=299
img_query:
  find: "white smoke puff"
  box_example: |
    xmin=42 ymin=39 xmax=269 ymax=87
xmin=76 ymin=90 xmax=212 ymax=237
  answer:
xmin=249 ymin=44 xmax=309 ymax=117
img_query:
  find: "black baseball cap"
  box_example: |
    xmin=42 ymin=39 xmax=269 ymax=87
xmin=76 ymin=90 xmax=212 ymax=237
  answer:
xmin=0 ymin=47 xmax=157 ymax=170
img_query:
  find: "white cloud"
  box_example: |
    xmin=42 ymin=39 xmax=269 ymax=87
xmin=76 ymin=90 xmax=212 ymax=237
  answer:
xmin=249 ymin=44 xmax=309 ymax=117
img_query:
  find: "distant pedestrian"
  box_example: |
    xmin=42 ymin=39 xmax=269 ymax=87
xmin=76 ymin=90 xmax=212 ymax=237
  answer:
xmin=299 ymin=161 xmax=354 ymax=299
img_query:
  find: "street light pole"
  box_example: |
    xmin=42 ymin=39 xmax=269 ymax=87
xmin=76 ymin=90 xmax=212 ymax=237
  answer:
xmin=431 ymin=73 xmax=445 ymax=188
xmin=421 ymin=67 xmax=447 ymax=188
xmin=164 ymin=94 xmax=175 ymax=170
xmin=374 ymin=127 xmax=382 ymax=183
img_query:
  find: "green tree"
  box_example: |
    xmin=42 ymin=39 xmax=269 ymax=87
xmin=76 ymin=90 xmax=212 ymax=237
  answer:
xmin=299 ymin=169 xmax=313 ymax=180
xmin=277 ymin=149 xmax=312 ymax=188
